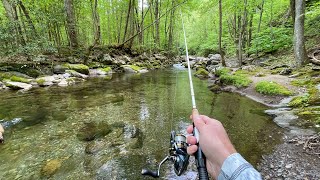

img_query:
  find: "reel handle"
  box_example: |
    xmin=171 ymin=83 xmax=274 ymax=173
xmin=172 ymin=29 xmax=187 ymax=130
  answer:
xmin=141 ymin=169 xmax=159 ymax=178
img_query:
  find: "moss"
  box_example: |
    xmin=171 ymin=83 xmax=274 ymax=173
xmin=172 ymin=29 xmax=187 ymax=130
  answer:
xmin=220 ymin=74 xmax=252 ymax=88
xmin=36 ymin=79 xmax=46 ymax=85
xmin=291 ymin=78 xmax=320 ymax=88
xmin=308 ymin=87 xmax=320 ymax=105
xmin=255 ymin=81 xmax=293 ymax=96
xmin=63 ymin=63 xmax=89 ymax=75
xmin=101 ymin=67 xmax=112 ymax=73
xmin=289 ymin=95 xmax=310 ymax=107
xmin=215 ymin=68 xmax=231 ymax=76
xmin=10 ymin=76 xmax=30 ymax=83
xmin=195 ymin=68 xmax=209 ymax=77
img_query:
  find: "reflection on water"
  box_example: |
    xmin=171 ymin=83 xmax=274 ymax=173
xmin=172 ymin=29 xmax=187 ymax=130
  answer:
xmin=0 ymin=68 xmax=282 ymax=179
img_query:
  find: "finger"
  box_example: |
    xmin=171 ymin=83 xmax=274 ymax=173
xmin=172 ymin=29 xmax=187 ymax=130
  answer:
xmin=193 ymin=115 xmax=206 ymax=132
xmin=186 ymin=125 xmax=193 ymax=134
xmin=187 ymin=145 xmax=198 ymax=155
xmin=187 ymin=135 xmax=197 ymax=145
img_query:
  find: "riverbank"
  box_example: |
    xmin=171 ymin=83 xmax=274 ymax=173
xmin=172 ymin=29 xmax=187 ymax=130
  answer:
xmin=187 ymin=54 xmax=320 ymax=179
xmin=0 ymin=47 xmax=176 ymax=91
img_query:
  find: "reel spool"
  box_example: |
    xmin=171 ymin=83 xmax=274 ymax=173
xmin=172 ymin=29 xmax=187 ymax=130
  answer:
xmin=141 ymin=131 xmax=190 ymax=178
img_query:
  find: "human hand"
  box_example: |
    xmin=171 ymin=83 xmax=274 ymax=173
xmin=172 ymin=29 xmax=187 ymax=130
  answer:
xmin=186 ymin=110 xmax=237 ymax=178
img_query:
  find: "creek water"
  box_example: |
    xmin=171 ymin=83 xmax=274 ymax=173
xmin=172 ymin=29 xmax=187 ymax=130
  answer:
xmin=0 ymin=67 xmax=283 ymax=179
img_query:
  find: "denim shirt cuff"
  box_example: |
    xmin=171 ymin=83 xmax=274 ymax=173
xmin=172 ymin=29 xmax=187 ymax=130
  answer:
xmin=217 ymin=153 xmax=254 ymax=180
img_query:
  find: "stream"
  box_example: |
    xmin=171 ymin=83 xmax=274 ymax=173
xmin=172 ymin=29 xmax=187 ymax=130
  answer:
xmin=0 ymin=67 xmax=283 ymax=179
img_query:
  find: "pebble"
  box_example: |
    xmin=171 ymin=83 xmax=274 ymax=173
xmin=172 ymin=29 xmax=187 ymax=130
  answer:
xmin=286 ymin=164 xmax=292 ymax=169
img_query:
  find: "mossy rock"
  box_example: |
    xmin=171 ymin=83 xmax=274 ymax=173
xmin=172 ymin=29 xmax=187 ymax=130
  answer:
xmin=308 ymin=88 xmax=320 ymax=105
xmin=0 ymin=72 xmax=31 ymax=83
xmin=77 ymin=122 xmax=112 ymax=141
xmin=41 ymin=159 xmax=62 ymax=177
xmin=63 ymin=63 xmax=89 ymax=75
xmin=255 ymin=81 xmax=292 ymax=96
xmin=101 ymin=67 xmax=112 ymax=73
xmin=289 ymin=95 xmax=309 ymax=107
xmin=36 ymin=79 xmax=46 ymax=86
xmin=195 ymin=68 xmax=209 ymax=78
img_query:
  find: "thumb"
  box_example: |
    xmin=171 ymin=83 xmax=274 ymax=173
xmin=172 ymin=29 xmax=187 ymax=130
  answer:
xmin=193 ymin=115 xmax=206 ymax=132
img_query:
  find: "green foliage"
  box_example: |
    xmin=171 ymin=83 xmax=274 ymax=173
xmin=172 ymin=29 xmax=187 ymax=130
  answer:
xmin=220 ymin=73 xmax=252 ymax=88
xmin=215 ymin=68 xmax=231 ymax=76
xmin=249 ymin=28 xmax=293 ymax=54
xmin=255 ymin=81 xmax=292 ymax=96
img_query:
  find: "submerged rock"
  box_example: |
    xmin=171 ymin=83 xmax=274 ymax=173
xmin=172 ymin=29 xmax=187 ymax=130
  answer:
xmin=41 ymin=159 xmax=62 ymax=177
xmin=77 ymin=122 xmax=112 ymax=141
xmin=85 ymin=140 xmax=108 ymax=154
xmin=4 ymin=81 xmax=32 ymax=90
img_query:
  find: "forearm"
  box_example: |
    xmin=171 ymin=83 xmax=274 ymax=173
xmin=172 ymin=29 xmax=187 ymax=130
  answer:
xmin=217 ymin=153 xmax=262 ymax=180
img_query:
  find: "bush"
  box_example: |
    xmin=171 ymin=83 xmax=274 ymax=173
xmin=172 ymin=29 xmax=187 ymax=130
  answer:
xmin=255 ymin=81 xmax=292 ymax=96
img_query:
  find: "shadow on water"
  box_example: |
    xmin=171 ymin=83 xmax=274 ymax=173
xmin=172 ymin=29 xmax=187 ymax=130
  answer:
xmin=0 ymin=68 xmax=283 ymax=179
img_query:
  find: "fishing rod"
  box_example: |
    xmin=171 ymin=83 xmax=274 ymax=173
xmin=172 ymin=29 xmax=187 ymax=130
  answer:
xmin=141 ymin=7 xmax=208 ymax=180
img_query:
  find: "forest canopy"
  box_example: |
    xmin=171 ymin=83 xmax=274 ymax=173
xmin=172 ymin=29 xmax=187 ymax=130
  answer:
xmin=0 ymin=0 xmax=319 ymax=64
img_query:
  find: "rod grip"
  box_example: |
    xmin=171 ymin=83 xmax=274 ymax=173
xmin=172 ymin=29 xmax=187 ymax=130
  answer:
xmin=192 ymin=109 xmax=209 ymax=180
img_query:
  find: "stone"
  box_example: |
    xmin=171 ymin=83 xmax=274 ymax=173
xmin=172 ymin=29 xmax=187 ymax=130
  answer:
xmin=77 ymin=122 xmax=112 ymax=141
xmin=208 ymin=54 xmax=221 ymax=61
xmin=138 ymin=69 xmax=149 ymax=74
xmin=85 ymin=140 xmax=107 ymax=154
xmin=207 ymin=60 xmax=220 ymax=66
xmin=153 ymin=54 xmax=166 ymax=61
xmin=242 ymin=65 xmax=257 ymax=72
xmin=289 ymin=73 xmax=302 ymax=78
xmin=101 ymin=54 xmax=113 ymax=65
xmin=89 ymin=69 xmax=107 ymax=76
xmin=41 ymin=159 xmax=62 ymax=177
xmin=279 ymin=68 xmax=292 ymax=75
xmin=4 ymin=81 xmax=32 ymax=91
xmin=58 ymin=79 xmax=68 ymax=87
xmin=63 ymin=64 xmax=90 ymax=75
xmin=36 ymin=76 xmax=55 ymax=86
xmin=124 ymin=124 xmax=139 ymax=139
xmin=53 ymin=65 xmax=66 ymax=74
xmin=65 ymin=70 xmax=88 ymax=79
xmin=97 ymin=160 xmax=124 ymax=180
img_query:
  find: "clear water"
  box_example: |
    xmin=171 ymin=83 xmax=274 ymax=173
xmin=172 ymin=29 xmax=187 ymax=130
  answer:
xmin=0 ymin=68 xmax=282 ymax=179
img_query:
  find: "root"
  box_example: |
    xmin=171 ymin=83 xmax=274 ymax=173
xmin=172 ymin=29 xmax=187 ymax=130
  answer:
xmin=308 ymin=47 xmax=320 ymax=65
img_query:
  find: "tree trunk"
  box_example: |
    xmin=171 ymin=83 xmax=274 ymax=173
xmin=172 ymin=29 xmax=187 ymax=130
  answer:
xmin=290 ymin=0 xmax=295 ymax=25
xmin=167 ymin=0 xmax=175 ymax=50
xmin=64 ymin=0 xmax=78 ymax=49
xmin=154 ymin=0 xmax=160 ymax=48
xmin=294 ymin=0 xmax=308 ymax=67
xmin=18 ymin=0 xmax=37 ymax=37
xmin=91 ymin=0 xmax=101 ymax=46
xmin=219 ymin=0 xmax=226 ymax=66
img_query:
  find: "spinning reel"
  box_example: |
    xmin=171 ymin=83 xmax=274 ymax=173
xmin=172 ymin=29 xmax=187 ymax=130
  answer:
xmin=141 ymin=131 xmax=190 ymax=178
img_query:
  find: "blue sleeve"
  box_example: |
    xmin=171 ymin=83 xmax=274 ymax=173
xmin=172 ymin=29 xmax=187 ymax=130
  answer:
xmin=217 ymin=153 xmax=262 ymax=180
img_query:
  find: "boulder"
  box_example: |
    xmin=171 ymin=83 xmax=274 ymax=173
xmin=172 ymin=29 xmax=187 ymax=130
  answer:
xmin=53 ymin=65 xmax=67 ymax=74
xmin=65 ymin=70 xmax=88 ymax=79
xmin=89 ymin=69 xmax=107 ymax=76
xmin=242 ymin=65 xmax=257 ymax=72
xmin=4 ymin=81 xmax=32 ymax=90
xmin=101 ymin=54 xmax=113 ymax=65
xmin=194 ymin=68 xmax=209 ymax=78
xmin=124 ymin=125 xmax=139 ymax=139
xmin=138 ymin=69 xmax=149 ymax=74
xmin=63 ymin=64 xmax=90 ymax=75
xmin=77 ymin=122 xmax=112 ymax=141
xmin=279 ymin=68 xmax=292 ymax=75
xmin=36 ymin=76 xmax=55 ymax=86
xmin=32 ymin=55 xmax=49 ymax=64
xmin=208 ymin=54 xmax=221 ymax=61
xmin=153 ymin=54 xmax=167 ymax=61
xmin=58 ymin=79 xmax=68 ymax=87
